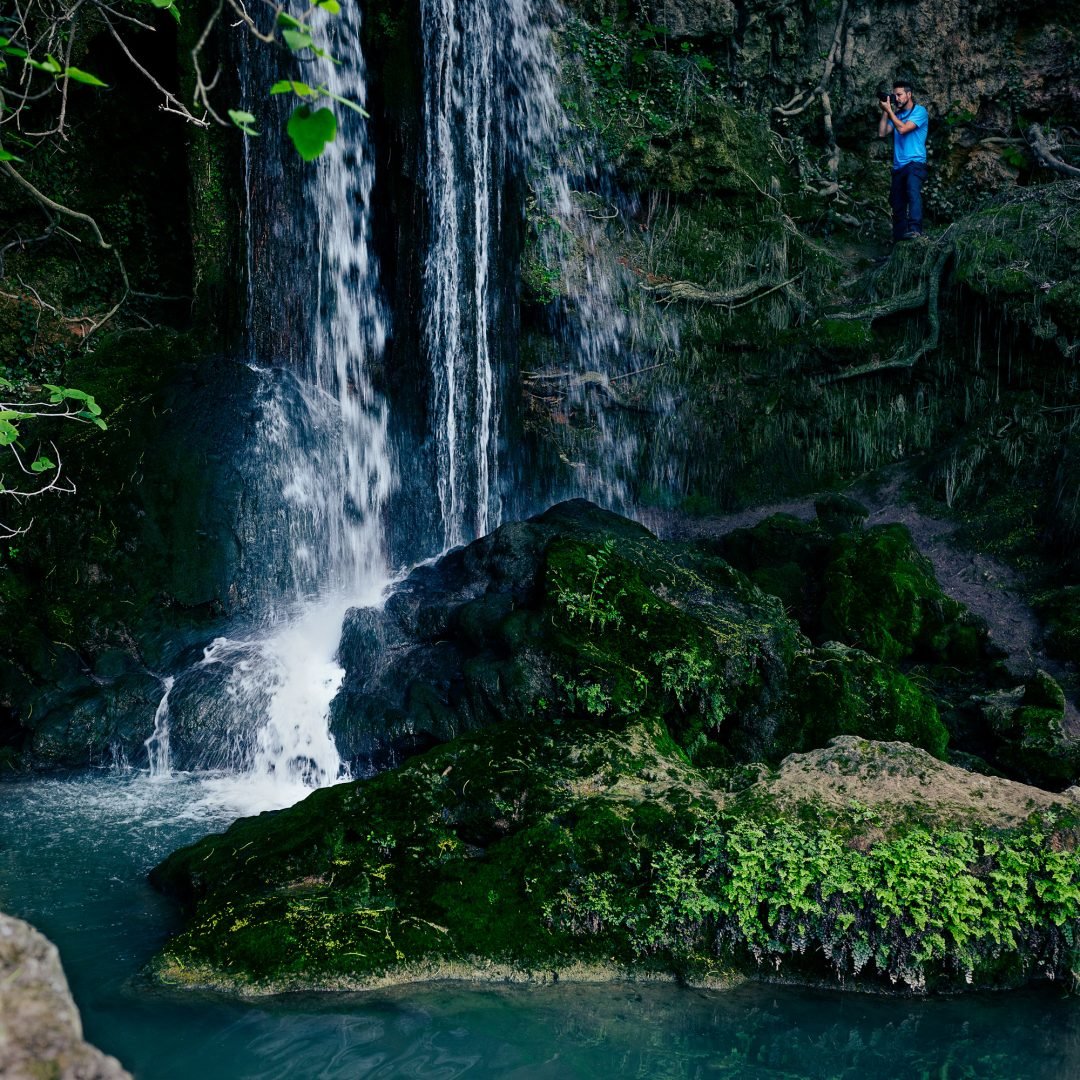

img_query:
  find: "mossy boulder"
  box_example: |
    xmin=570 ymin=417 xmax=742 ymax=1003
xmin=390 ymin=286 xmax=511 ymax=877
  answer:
xmin=973 ymin=671 xmax=1080 ymax=789
xmin=330 ymin=500 xmax=805 ymax=772
xmin=821 ymin=524 xmax=984 ymax=667
xmin=711 ymin=511 xmax=985 ymax=672
xmin=1009 ymin=672 xmax=1080 ymax=788
xmin=710 ymin=513 xmax=832 ymax=629
xmin=148 ymin=730 xmax=1080 ymax=996
xmin=790 ymin=643 xmax=949 ymax=760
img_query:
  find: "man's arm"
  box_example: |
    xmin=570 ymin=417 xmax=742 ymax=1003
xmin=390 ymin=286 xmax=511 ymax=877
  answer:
xmin=882 ymin=102 xmax=917 ymax=134
xmin=878 ymin=104 xmax=891 ymax=138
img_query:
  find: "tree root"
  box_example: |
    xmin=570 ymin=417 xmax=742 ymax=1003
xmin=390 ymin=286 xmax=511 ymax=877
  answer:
xmin=821 ymin=238 xmax=954 ymax=383
xmin=640 ymin=275 xmax=800 ymax=308
xmin=523 ymin=368 xmax=675 ymax=414
xmin=1027 ymin=125 xmax=1080 ymax=179
xmin=772 ymin=1 xmax=850 ymax=199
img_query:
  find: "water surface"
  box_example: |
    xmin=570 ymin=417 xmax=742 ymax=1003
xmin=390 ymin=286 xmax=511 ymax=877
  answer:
xmin=1 ymin=772 xmax=1077 ymax=1079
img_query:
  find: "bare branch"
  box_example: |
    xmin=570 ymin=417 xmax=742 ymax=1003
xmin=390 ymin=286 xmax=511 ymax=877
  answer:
xmin=1 ymin=161 xmax=113 ymax=248
xmin=103 ymin=15 xmax=210 ymax=127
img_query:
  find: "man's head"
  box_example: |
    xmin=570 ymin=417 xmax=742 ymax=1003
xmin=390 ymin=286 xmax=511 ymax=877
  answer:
xmin=892 ymin=81 xmax=915 ymax=110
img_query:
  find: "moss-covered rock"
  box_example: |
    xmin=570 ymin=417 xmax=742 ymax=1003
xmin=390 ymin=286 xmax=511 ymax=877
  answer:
xmin=328 ymin=500 xmax=805 ymax=773
xmin=148 ymin=730 xmax=1080 ymax=996
xmin=711 ymin=513 xmax=832 ymax=628
xmin=821 ymin=524 xmax=983 ymax=667
xmin=971 ymin=671 xmax=1080 ymax=790
xmin=790 ymin=643 xmax=949 ymax=760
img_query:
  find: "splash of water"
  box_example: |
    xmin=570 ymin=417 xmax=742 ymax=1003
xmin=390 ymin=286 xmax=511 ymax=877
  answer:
xmin=144 ymin=675 xmax=174 ymax=779
xmin=149 ymin=5 xmax=393 ymax=809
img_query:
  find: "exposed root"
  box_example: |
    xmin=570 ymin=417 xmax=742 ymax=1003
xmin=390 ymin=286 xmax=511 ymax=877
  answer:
xmin=821 ymin=237 xmax=954 ymax=383
xmin=772 ymin=1 xmax=849 ymax=198
xmin=523 ymin=368 xmax=674 ymax=414
xmin=1027 ymin=125 xmax=1080 ymax=179
xmin=640 ymin=275 xmax=801 ymax=308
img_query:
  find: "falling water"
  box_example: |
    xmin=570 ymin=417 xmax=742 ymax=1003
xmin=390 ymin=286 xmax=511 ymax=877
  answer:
xmin=153 ymin=4 xmax=393 ymax=804
xmin=151 ymin=0 xmax=655 ymax=800
xmin=421 ymin=0 xmax=504 ymax=549
xmin=419 ymin=0 xmax=660 ymax=534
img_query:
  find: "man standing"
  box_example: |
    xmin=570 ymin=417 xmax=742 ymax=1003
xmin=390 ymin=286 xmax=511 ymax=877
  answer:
xmin=878 ymin=81 xmax=929 ymax=241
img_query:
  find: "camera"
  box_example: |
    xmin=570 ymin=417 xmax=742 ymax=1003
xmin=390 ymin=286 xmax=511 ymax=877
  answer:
xmin=878 ymin=91 xmax=898 ymax=106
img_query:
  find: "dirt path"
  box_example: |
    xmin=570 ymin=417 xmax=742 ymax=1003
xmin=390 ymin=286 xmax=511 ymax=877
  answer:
xmin=637 ymin=467 xmax=1079 ymax=730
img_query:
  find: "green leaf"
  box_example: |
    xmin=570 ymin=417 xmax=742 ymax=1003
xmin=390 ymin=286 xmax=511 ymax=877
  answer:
xmin=0 ymin=418 xmax=21 ymax=446
xmin=0 ymin=146 xmax=22 ymax=161
xmin=30 ymin=455 xmax=55 ymax=473
xmin=270 ymin=79 xmax=317 ymax=98
xmin=150 ymin=0 xmax=174 ymax=7
xmin=44 ymin=53 xmax=62 ymax=73
xmin=62 ymin=66 xmax=108 ymax=87
xmin=316 ymin=0 xmax=341 ymax=12
xmin=286 ymin=105 xmax=337 ymax=161
xmin=91 ymin=416 xmax=108 ymax=431
xmin=321 ymin=88 xmax=369 ymax=117
xmin=228 ymin=109 xmax=259 ymax=136
xmin=276 ymin=12 xmax=305 ymax=29
xmin=282 ymin=28 xmax=314 ymax=52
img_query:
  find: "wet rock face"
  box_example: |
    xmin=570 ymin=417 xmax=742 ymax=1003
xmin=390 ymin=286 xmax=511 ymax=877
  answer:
xmin=0 ymin=913 xmax=131 ymax=1080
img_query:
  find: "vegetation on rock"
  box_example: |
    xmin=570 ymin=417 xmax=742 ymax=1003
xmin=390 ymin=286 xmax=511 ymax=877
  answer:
xmin=149 ymin=718 xmax=1080 ymax=996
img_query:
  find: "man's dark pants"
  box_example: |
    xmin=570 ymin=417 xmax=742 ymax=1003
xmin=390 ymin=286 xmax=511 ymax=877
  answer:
xmin=890 ymin=161 xmax=928 ymax=239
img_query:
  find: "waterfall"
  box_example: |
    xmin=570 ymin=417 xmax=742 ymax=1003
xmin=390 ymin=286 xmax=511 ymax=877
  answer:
xmin=418 ymin=0 xmax=655 ymax=534
xmin=148 ymin=0 xmax=655 ymax=805
xmin=421 ymin=0 xmax=504 ymax=549
xmin=153 ymin=3 xmax=393 ymax=806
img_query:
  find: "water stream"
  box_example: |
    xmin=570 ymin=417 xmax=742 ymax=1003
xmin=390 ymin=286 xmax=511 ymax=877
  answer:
xmin=2 ymin=773 xmax=1079 ymax=1079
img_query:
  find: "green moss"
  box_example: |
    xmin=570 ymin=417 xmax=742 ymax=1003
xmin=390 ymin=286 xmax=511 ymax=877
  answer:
xmin=539 ymin=534 xmax=801 ymax=762
xmin=558 ymin=16 xmax=777 ymax=194
xmin=812 ymin=318 xmax=875 ymax=351
xmin=791 ymin=643 xmax=949 ymax=759
xmin=821 ymin=524 xmax=976 ymax=666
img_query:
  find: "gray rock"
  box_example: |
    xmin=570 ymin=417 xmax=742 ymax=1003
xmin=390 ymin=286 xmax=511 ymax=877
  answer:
xmin=0 ymin=912 xmax=131 ymax=1080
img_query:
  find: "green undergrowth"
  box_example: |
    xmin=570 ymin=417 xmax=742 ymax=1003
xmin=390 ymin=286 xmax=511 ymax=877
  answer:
xmin=149 ymin=713 xmax=1080 ymax=995
xmin=557 ymin=15 xmax=774 ymax=194
xmin=541 ymin=534 xmax=801 ymax=764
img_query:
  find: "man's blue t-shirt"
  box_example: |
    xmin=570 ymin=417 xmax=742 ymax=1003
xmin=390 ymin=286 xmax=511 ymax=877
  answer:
xmin=890 ymin=104 xmax=929 ymax=169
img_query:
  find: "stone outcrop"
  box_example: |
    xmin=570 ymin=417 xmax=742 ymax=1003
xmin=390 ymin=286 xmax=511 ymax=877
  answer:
xmin=147 ymin=505 xmax=1080 ymax=998
xmin=0 ymin=913 xmax=131 ymax=1080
